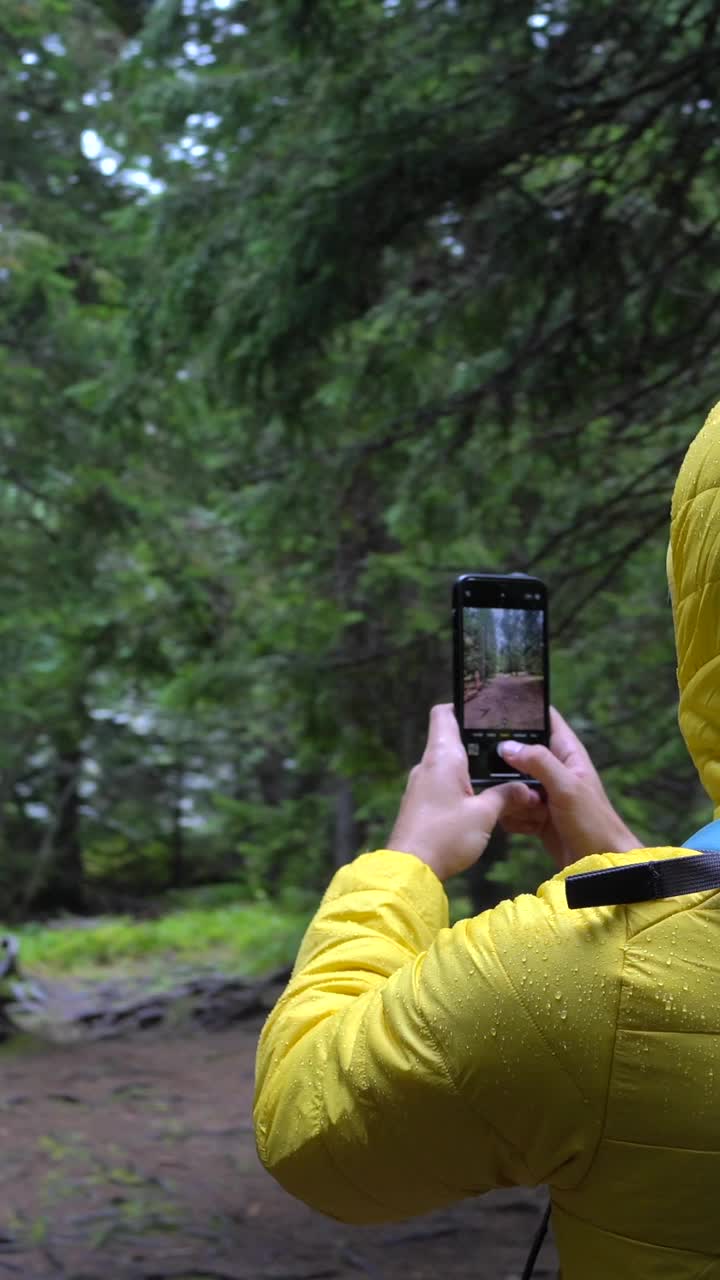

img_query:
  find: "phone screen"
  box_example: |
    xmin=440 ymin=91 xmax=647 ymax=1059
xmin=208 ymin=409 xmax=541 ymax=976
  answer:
xmin=453 ymin=575 xmax=549 ymax=788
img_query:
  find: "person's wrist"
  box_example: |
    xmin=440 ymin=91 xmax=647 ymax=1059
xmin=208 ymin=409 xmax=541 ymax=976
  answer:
xmin=386 ymin=839 xmax=443 ymax=880
xmin=386 ymin=836 xmax=447 ymax=881
xmin=594 ymin=803 xmax=642 ymax=855
xmin=611 ymin=820 xmax=642 ymax=853
xmin=410 ymin=850 xmax=447 ymax=880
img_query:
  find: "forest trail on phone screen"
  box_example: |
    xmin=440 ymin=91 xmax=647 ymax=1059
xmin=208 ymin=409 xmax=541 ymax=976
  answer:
xmin=465 ymin=675 xmax=545 ymax=732
xmin=0 ymin=1011 xmax=559 ymax=1280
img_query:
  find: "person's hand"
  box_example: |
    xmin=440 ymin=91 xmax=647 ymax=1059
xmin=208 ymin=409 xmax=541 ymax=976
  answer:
xmin=387 ymin=704 xmax=542 ymax=881
xmin=498 ymin=707 xmax=641 ymax=870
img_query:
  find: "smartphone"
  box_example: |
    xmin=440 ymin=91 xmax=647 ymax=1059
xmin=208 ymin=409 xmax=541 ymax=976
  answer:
xmin=452 ymin=573 xmax=550 ymax=789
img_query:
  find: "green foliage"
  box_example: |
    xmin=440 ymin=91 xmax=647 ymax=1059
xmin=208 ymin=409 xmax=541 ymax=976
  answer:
xmin=486 ymin=843 xmax=557 ymax=899
xmin=12 ymin=899 xmax=311 ymax=977
xmin=0 ymin=0 xmax=715 ymax=922
xmin=212 ymin=793 xmax=333 ymax=897
xmin=83 ymin=837 xmax=173 ymax=892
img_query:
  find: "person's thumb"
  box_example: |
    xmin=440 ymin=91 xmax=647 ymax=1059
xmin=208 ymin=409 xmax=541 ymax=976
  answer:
xmin=497 ymin=740 xmax=573 ymax=799
xmin=471 ymin=779 xmax=540 ymax=832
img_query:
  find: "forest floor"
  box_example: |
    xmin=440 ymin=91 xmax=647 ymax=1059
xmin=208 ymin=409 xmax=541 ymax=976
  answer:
xmin=465 ymin=675 xmax=545 ymax=732
xmin=0 ymin=1010 xmax=559 ymax=1280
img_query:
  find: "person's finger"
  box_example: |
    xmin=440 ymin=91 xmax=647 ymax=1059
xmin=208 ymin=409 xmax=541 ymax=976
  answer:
xmin=422 ymin=703 xmax=465 ymax=766
xmin=497 ymin=739 xmax=574 ymax=798
xmin=549 ymin=707 xmax=593 ymax=771
xmin=428 ymin=703 xmax=461 ymax=744
xmin=499 ymin=782 xmax=545 ymax=831
xmin=473 ymin=780 xmax=538 ymax=829
xmin=500 ymin=781 xmax=542 ymax=813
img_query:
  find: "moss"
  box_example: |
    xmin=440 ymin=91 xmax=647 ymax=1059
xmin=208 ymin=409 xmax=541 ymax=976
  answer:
xmin=4 ymin=900 xmax=311 ymax=980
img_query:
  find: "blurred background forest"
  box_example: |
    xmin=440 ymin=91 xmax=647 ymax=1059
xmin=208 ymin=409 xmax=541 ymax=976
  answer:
xmin=2 ymin=0 xmax=719 ymax=938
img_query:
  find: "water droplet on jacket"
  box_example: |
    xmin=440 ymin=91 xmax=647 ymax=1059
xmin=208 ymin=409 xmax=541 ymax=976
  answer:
xmin=491 ymin=1026 xmax=497 ymax=1036
xmin=554 ymin=991 xmax=562 ymax=1000
xmin=560 ymin=1010 xmax=567 ymax=1020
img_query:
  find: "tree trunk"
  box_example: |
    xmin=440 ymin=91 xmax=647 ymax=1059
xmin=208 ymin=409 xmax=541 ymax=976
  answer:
xmin=464 ymin=826 xmax=508 ymax=915
xmin=23 ymin=740 xmax=86 ymax=914
xmin=49 ymin=744 xmax=86 ymax=911
xmin=333 ymin=776 xmax=358 ymax=868
xmin=170 ymin=763 xmax=185 ymax=889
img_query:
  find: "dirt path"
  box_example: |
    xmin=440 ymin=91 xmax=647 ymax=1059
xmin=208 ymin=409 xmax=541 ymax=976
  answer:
xmin=465 ymin=675 xmax=544 ymax=731
xmin=0 ymin=1018 xmax=558 ymax=1279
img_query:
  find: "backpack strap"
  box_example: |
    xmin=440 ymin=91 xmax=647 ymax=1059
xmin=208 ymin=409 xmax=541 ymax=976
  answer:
xmin=566 ymin=849 xmax=720 ymax=908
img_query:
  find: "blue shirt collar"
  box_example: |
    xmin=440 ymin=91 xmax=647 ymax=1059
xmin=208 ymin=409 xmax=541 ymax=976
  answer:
xmin=683 ymin=819 xmax=720 ymax=852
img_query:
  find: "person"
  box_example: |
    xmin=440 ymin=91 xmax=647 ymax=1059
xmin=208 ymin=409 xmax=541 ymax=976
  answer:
xmin=254 ymin=405 xmax=720 ymax=1279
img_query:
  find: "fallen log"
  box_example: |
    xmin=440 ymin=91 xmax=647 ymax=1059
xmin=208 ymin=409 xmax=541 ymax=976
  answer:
xmin=71 ymin=965 xmax=293 ymax=1038
xmin=0 ymin=931 xmax=293 ymax=1042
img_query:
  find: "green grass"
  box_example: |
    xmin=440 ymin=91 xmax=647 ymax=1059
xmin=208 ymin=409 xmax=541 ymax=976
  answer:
xmin=7 ymin=900 xmax=312 ymax=980
xmin=3 ymin=881 xmax=478 ymax=985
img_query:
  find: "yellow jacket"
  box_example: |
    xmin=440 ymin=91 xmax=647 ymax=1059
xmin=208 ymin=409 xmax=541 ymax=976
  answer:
xmin=254 ymin=405 xmax=720 ymax=1279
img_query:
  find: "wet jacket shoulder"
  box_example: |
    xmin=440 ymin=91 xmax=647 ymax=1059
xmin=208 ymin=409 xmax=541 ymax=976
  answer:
xmin=254 ymin=846 xmax=644 ymax=1222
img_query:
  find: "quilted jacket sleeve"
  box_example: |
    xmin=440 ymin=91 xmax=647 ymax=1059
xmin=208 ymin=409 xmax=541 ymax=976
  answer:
xmin=254 ymin=849 xmax=627 ymax=1223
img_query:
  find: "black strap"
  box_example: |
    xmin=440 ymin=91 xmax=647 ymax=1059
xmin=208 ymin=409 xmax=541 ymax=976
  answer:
xmin=521 ymin=1198 xmax=552 ymax=1279
xmin=566 ymin=849 xmax=720 ymax=908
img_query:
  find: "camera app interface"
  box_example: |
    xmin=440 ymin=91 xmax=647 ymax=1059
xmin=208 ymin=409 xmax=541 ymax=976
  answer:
xmin=462 ymin=604 xmax=545 ymax=780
